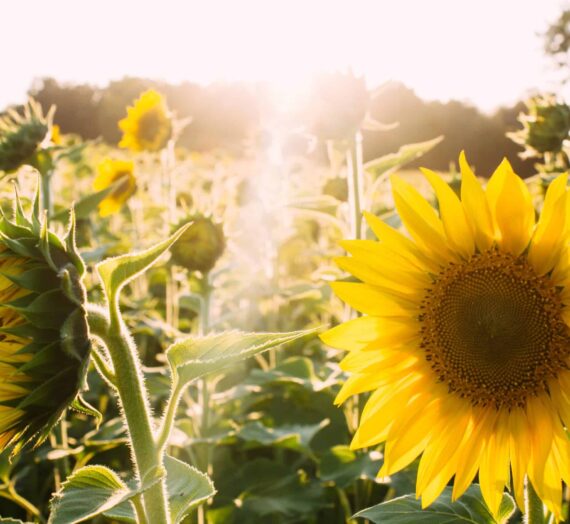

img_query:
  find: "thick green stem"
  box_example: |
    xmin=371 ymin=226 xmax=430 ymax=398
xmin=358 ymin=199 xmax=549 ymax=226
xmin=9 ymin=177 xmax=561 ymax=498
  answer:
xmin=89 ymin=306 xmax=170 ymax=524
xmin=524 ymin=479 xmax=545 ymax=524
xmin=40 ymin=172 xmax=52 ymax=218
xmin=197 ymin=274 xmax=212 ymax=524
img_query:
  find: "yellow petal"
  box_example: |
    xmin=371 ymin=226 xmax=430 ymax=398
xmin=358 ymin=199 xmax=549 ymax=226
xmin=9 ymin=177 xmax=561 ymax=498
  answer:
xmin=320 ymin=316 xmax=416 ymax=351
xmin=528 ymin=173 xmax=568 ymax=275
xmin=421 ymin=167 xmax=474 ymax=258
xmin=486 ymin=158 xmax=535 ymax=256
xmin=508 ymin=408 xmax=531 ymax=510
xmin=391 ymin=176 xmax=456 ymax=263
xmin=381 ymin=396 xmax=440 ymax=476
xmin=362 ymin=211 xmax=440 ymax=272
xmin=478 ymin=411 xmax=510 ymax=517
xmin=459 ymin=151 xmax=494 ymax=251
xmin=334 ymin=256 xmax=422 ymax=297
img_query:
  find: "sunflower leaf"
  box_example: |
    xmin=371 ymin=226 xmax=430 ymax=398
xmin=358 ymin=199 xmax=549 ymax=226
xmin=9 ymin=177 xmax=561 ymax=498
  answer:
xmin=364 ymin=136 xmax=444 ymax=180
xmin=96 ymin=223 xmax=191 ymax=306
xmin=354 ymin=485 xmax=516 ymax=524
xmin=47 ymin=465 xmax=156 ymax=524
xmin=103 ymin=455 xmax=215 ymax=524
xmin=166 ymin=329 xmax=318 ymax=387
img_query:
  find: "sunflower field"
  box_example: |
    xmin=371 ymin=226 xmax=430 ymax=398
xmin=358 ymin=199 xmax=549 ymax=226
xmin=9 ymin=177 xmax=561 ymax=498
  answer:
xmin=4 ymin=12 xmax=570 ymax=522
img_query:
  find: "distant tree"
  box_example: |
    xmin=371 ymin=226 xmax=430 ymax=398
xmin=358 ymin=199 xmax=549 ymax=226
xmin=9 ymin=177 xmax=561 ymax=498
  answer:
xmin=544 ymin=9 xmax=570 ymax=79
xmin=29 ymin=78 xmax=100 ymax=139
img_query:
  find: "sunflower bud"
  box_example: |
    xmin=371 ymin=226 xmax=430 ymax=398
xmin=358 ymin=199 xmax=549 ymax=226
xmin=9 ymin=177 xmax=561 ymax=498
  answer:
xmin=0 ymin=191 xmax=90 ymax=452
xmin=510 ymin=95 xmax=570 ymax=156
xmin=118 ymin=90 xmax=173 ymax=152
xmin=170 ymin=216 xmax=225 ymax=273
xmin=310 ymin=71 xmax=370 ymax=141
xmin=0 ymin=99 xmax=53 ymax=174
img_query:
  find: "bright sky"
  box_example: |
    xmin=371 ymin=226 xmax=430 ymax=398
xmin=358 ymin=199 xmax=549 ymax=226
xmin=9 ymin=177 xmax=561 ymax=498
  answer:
xmin=1 ymin=0 xmax=567 ymax=112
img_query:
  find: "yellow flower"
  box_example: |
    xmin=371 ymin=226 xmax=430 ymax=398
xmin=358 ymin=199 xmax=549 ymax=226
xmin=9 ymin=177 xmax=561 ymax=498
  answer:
xmin=94 ymin=158 xmax=136 ymax=217
xmin=118 ymin=90 xmax=172 ymax=152
xmin=321 ymin=153 xmax=570 ymax=519
xmin=50 ymin=124 xmax=61 ymax=145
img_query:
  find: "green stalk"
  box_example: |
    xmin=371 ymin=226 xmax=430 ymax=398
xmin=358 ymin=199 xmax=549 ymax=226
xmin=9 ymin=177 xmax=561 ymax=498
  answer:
xmin=88 ymin=307 xmax=170 ymax=524
xmin=40 ymin=172 xmax=53 ymax=218
xmin=197 ymin=273 xmax=212 ymax=524
xmin=524 ymin=480 xmax=545 ymax=524
xmin=347 ymin=133 xmax=364 ymax=241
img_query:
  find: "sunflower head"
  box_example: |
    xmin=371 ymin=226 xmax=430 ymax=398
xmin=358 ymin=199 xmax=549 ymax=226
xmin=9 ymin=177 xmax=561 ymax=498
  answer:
xmin=0 ymin=99 xmax=53 ymax=174
xmin=510 ymin=95 xmax=570 ymax=156
xmin=0 ymin=189 xmax=90 ymax=453
xmin=322 ymin=153 xmax=570 ymax=519
xmin=93 ymin=158 xmax=137 ymax=217
xmin=310 ymin=71 xmax=370 ymax=141
xmin=118 ymin=90 xmax=173 ymax=152
xmin=170 ymin=215 xmax=225 ymax=274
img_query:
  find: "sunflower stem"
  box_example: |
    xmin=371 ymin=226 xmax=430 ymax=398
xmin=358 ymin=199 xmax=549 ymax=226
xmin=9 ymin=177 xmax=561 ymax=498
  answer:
xmin=40 ymin=172 xmax=52 ymax=218
xmin=197 ymin=272 xmax=213 ymax=524
xmin=347 ymin=133 xmax=365 ymax=241
xmin=89 ymin=305 xmax=170 ymax=524
xmin=524 ymin=479 xmax=545 ymax=524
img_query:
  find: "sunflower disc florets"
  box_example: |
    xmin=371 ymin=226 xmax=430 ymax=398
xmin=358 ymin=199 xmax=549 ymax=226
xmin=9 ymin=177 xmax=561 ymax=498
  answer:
xmin=0 ymin=190 xmax=90 ymax=453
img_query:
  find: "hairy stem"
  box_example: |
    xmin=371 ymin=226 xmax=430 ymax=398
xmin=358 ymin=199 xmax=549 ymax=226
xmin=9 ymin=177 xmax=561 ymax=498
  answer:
xmin=524 ymin=479 xmax=545 ymax=524
xmin=88 ymin=305 xmax=170 ymax=524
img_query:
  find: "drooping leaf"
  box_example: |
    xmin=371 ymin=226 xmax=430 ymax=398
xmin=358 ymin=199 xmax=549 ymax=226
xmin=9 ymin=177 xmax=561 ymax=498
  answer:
xmin=354 ymin=485 xmax=516 ymax=524
xmin=48 ymin=465 xmax=144 ymax=524
xmin=96 ymin=222 xmax=190 ymax=305
xmin=166 ymin=329 xmax=318 ymax=387
xmin=364 ymin=136 xmax=444 ymax=180
xmin=320 ymin=445 xmax=383 ymax=488
xmin=236 ymin=419 xmax=329 ymax=455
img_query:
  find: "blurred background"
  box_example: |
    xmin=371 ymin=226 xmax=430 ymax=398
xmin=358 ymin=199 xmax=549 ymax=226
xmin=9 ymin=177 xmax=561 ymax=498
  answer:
xmin=3 ymin=0 xmax=570 ymax=176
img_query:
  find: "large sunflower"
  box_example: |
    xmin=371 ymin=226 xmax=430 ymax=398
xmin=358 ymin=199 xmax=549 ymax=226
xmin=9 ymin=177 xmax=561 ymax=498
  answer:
xmin=118 ymin=90 xmax=172 ymax=152
xmin=321 ymin=153 xmax=570 ymax=519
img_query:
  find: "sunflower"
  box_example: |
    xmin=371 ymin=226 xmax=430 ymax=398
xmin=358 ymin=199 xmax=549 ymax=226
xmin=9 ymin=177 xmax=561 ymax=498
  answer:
xmin=118 ymin=90 xmax=173 ymax=152
xmin=94 ymin=158 xmax=136 ymax=217
xmin=321 ymin=153 xmax=570 ymax=519
xmin=0 ymin=194 xmax=90 ymax=452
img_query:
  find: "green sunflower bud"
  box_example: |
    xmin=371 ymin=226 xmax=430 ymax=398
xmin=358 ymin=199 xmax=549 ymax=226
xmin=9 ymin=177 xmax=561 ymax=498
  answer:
xmin=0 ymin=99 xmax=53 ymax=174
xmin=170 ymin=216 xmax=225 ymax=273
xmin=0 ymin=189 xmax=90 ymax=453
xmin=510 ymin=95 xmax=570 ymax=156
xmin=310 ymin=71 xmax=370 ymax=141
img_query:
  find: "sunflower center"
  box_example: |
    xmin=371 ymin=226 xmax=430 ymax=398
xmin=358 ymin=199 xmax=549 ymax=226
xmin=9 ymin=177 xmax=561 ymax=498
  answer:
xmin=137 ymin=109 xmax=165 ymax=143
xmin=419 ymin=249 xmax=569 ymax=409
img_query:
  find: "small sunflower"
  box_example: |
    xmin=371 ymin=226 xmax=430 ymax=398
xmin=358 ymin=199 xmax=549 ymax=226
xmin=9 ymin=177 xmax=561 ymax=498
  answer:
xmin=321 ymin=153 xmax=570 ymax=519
xmin=118 ymin=90 xmax=173 ymax=152
xmin=0 ymin=192 xmax=91 ymax=452
xmin=93 ymin=158 xmax=136 ymax=217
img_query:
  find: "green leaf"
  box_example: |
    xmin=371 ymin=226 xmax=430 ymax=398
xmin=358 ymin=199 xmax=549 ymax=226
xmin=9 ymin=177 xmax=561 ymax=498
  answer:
xmin=48 ymin=465 xmax=143 ymax=524
xmin=364 ymin=136 xmax=444 ymax=180
xmin=51 ymin=184 xmax=116 ymax=222
xmin=104 ymin=455 xmax=215 ymax=524
xmin=164 ymin=455 xmax=215 ymax=523
xmin=320 ymin=445 xmax=382 ymax=488
xmin=166 ymin=329 xmax=318 ymax=387
xmin=354 ymin=485 xmax=516 ymax=524
xmin=0 ymin=519 xmax=33 ymax=524
xmin=96 ymin=222 xmax=190 ymax=305
xmin=236 ymin=419 xmax=329 ymax=455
